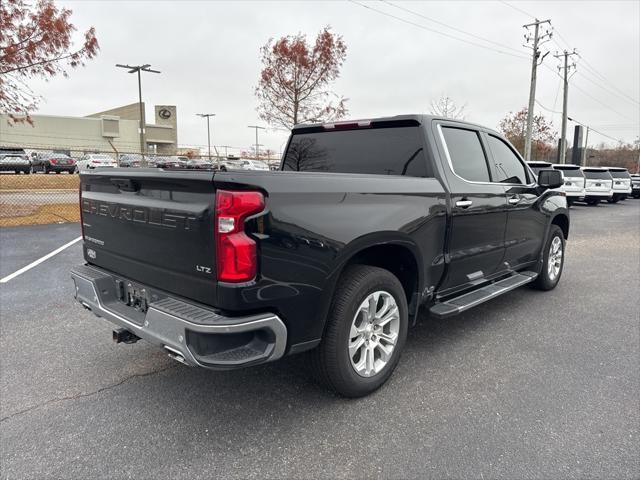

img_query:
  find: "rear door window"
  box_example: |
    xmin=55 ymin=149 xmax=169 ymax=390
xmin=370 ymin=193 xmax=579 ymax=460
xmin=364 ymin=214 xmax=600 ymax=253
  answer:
xmin=283 ymin=126 xmax=429 ymax=177
xmin=487 ymin=135 xmax=529 ymax=184
xmin=440 ymin=127 xmax=491 ymax=182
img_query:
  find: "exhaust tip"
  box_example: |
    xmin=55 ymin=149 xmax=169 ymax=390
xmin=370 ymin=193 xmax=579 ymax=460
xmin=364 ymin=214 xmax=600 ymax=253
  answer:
xmin=164 ymin=345 xmax=188 ymax=365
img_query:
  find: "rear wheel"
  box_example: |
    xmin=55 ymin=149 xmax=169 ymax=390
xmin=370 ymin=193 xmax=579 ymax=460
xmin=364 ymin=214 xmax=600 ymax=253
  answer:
xmin=310 ymin=265 xmax=408 ymax=397
xmin=531 ymin=225 xmax=565 ymax=291
xmin=586 ymin=198 xmax=599 ymax=205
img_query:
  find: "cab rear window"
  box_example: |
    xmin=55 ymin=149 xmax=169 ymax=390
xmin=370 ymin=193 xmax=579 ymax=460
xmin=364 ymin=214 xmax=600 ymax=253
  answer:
xmin=282 ymin=126 xmax=430 ymax=177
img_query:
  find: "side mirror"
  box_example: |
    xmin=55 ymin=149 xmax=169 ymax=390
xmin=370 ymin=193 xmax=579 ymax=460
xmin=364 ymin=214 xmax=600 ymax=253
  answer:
xmin=537 ymin=169 xmax=563 ymax=189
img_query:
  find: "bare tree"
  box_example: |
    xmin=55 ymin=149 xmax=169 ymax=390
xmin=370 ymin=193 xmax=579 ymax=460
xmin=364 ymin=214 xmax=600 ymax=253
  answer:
xmin=429 ymin=94 xmax=467 ymax=120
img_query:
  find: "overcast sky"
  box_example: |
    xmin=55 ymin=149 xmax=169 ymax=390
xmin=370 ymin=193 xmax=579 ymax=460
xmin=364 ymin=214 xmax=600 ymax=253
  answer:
xmin=28 ymin=0 xmax=640 ymax=154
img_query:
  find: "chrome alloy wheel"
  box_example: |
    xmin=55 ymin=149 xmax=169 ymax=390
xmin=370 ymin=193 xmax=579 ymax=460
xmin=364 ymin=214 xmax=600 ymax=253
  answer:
xmin=548 ymin=236 xmax=563 ymax=281
xmin=349 ymin=291 xmax=400 ymax=377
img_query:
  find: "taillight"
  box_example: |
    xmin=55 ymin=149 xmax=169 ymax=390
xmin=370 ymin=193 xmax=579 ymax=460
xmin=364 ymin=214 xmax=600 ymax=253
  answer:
xmin=215 ymin=190 xmax=265 ymax=283
xmin=50 ymin=159 xmax=58 ymax=164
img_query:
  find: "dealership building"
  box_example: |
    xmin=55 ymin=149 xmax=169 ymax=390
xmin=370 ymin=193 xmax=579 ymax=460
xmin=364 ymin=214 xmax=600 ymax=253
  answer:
xmin=0 ymin=102 xmax=178 ymax=156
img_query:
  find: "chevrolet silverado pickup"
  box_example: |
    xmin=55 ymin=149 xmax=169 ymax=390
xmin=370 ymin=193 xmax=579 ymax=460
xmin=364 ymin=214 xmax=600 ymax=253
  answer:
xmin=71 ymin=115 xmax=569 ymax=397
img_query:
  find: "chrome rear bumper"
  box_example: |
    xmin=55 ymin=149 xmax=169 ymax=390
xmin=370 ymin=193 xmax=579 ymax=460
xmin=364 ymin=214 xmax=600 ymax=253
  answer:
xmin=71 ymin=264 xmax=287 ymax=369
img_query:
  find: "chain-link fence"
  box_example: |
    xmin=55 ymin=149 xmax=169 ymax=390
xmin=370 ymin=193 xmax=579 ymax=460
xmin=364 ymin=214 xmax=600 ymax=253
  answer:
xmin=0 ymin=145 xmax=281 ymax=227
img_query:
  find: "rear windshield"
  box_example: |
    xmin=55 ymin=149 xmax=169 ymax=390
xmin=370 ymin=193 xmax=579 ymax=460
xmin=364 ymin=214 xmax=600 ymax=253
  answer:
xmin=528 ymin=164 xmax=551 ymax=176
xmin=608 ymin=170 xmax=630 ymax=179
xmin=554 ymin=166 xmax=584 ymax=177
xmin=282 ymin=127 xmax=429 ymax=177
xmin=583 ymin=170 xmax=611 ymax=180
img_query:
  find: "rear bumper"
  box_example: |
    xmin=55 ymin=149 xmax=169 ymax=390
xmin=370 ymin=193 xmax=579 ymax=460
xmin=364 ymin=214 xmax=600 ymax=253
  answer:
xmin=48 ymin=164 xmax=75 ymax=171
xmin=563 ymin=188 xmax=585 ymax=198
xmin=70 ymin=264 xmax=287 ymax=370
xmin=0 ymin=163 xmax=30 ymax=171
xmin=584 ymin=190 xmax=612 ymax=198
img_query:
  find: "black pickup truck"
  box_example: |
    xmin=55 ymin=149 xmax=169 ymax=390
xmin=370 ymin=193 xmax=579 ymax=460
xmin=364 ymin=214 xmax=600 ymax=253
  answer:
xmin=71 ymin=115 xmax=568 ymax=397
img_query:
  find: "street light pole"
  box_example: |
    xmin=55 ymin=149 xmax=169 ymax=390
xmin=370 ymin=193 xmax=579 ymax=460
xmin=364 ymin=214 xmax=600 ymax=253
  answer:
xmin=248 ymin=125 xmax=266 ymax=159
xmin=116 ymin=64 xmax=160 ymax=166
xmin=197 ymin=113 xmax=216 ymax=165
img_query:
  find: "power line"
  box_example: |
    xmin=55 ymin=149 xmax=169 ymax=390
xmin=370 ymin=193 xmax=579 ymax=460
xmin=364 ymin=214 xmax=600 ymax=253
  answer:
xmin=348 ymin=0 xmax=530 ymax=60
xmin=499 ymin=1 xmax=639 ymax=108
xmin=542 ymin=63 xmax=636 ymax=122
xmin=381 ymin=0 xmax=525 ymax=56
xmin=498 ymin=0 xmax=536 ymax=19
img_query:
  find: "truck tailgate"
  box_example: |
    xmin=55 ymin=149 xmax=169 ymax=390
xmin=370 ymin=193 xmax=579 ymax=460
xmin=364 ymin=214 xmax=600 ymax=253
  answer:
xmin=80 ymin=169 xmax=218 ymax=306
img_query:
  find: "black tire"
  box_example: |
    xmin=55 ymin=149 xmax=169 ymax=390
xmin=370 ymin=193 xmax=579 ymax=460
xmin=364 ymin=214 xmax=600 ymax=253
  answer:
xmin=55 ymin=171 xmax=60 ymax=174
xmin=586 ymin=198 xmax=599 ymax=206
xmin=567 ymin=198 xmax=575 ymax=207
xmin=310 ymin=265 xmax=409 ymax=397
xmin=43 ymin=165 xmax=49 ymax=174
xmin=531 ymin=225 xmax=565 ymax=291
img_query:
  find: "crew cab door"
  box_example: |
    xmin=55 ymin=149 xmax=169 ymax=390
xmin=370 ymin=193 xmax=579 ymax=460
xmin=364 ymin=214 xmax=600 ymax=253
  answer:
xmin=484 ymin=133 xmax=547 ymax=268
xmin=434 ymin=123 xmax=509 ymax=294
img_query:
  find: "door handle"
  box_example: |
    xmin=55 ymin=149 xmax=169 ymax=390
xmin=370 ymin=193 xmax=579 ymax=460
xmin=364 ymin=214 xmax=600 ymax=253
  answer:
xmin=508 ymin=195 xmax=521 ymax=205
xmin=455 ymin=200 xmax=473 ymax=208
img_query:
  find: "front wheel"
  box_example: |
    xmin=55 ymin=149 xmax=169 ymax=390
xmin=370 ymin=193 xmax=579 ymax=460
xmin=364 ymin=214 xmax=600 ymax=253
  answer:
xmin=531 ymin=225 xmax=565 ymax=291
xmin=310 ymin=265 xmax=408 ymax=397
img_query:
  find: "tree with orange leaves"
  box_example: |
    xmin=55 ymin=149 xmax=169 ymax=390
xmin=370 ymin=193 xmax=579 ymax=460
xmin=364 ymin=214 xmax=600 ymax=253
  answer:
xmin=256 ymin=26 xmax=347 ymax=130
xmin=0 ymin=0 xmax=99 ymax=124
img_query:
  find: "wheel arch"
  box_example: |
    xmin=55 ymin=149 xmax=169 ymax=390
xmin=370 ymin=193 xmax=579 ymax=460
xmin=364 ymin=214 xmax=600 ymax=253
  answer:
xmin=316 ymin=233 xmax=424 ymax=333
xmin=551 ymin=212 xmax=569 ymax=239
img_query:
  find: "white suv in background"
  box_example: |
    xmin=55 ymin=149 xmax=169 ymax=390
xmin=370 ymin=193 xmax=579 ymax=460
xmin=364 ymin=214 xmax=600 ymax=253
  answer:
xmin=551 ymin=164 xmax=586 ymax=206
xmin=76 ymin=153 xmax=117 ymax=171
xmin=581 ymin=167 xmax=613 ymax=205
xmin=603 ymin=167 xmax=632 ymax=203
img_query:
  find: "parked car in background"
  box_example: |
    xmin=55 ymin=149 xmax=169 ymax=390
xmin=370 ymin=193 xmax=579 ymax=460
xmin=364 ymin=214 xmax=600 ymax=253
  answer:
xmin=185 ymin=159 xmax=215 ymax=169
xmin=218 ymin=159 xmax=247 ymax=171
xmin=119 ymin=154 xmax=142 ymax=168
xmin=631 ymin=174 xmax=640 ymax=198
xmin=551 ymin=164 xmax=586 ymax=206
xmin=153 ymin=156 xmax=186 ymax=169
xmin=246 ymin=159 xmax=270 ymax=171
xmin=218 ymin=159 xmax=270 ymax=171
xmin=32 ymin=153 xmax=76 ymax=174
xmin=603 ymin=167 xmax=632 ymax=202
xmin=581 ymin=167 xmax=613 ymax=205
xmin=77 ymin=153 xmax=117 ymax=171
xmin=0 ymin=147 xmax=30 ymax=174
xmin=526 ymin=161 xmax=553 ymax=178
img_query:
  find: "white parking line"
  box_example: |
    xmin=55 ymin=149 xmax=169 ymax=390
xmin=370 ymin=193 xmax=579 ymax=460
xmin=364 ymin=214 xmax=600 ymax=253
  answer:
xmin=0 ymin=236 xmax=82 ymax=284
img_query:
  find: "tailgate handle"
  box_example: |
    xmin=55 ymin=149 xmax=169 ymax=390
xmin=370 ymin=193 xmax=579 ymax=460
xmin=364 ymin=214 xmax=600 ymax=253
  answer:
xmin=110 ymin=178 xmax=139 ymax=192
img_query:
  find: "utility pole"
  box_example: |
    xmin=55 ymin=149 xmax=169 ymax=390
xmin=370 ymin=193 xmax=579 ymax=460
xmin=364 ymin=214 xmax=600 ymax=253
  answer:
xmin=247 ymin=125 xmax=266 ymax=159
xmin=197 ymin=113 xmax=216 ymax=165
xmin=581 ymin=126 xmax=589 ymax=166
xmin=523 ymin=19 xmax=552 ymax=162
xmin=116 ymin=64 xmax=160 ymax=166
xmin=554 ymin=50 xmax=578 ymax=164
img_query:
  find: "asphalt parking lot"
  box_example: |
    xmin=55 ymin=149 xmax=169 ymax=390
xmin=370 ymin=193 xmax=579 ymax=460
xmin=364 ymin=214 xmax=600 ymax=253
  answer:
xmin=1 ymin=201 xmax=638 ymax=479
